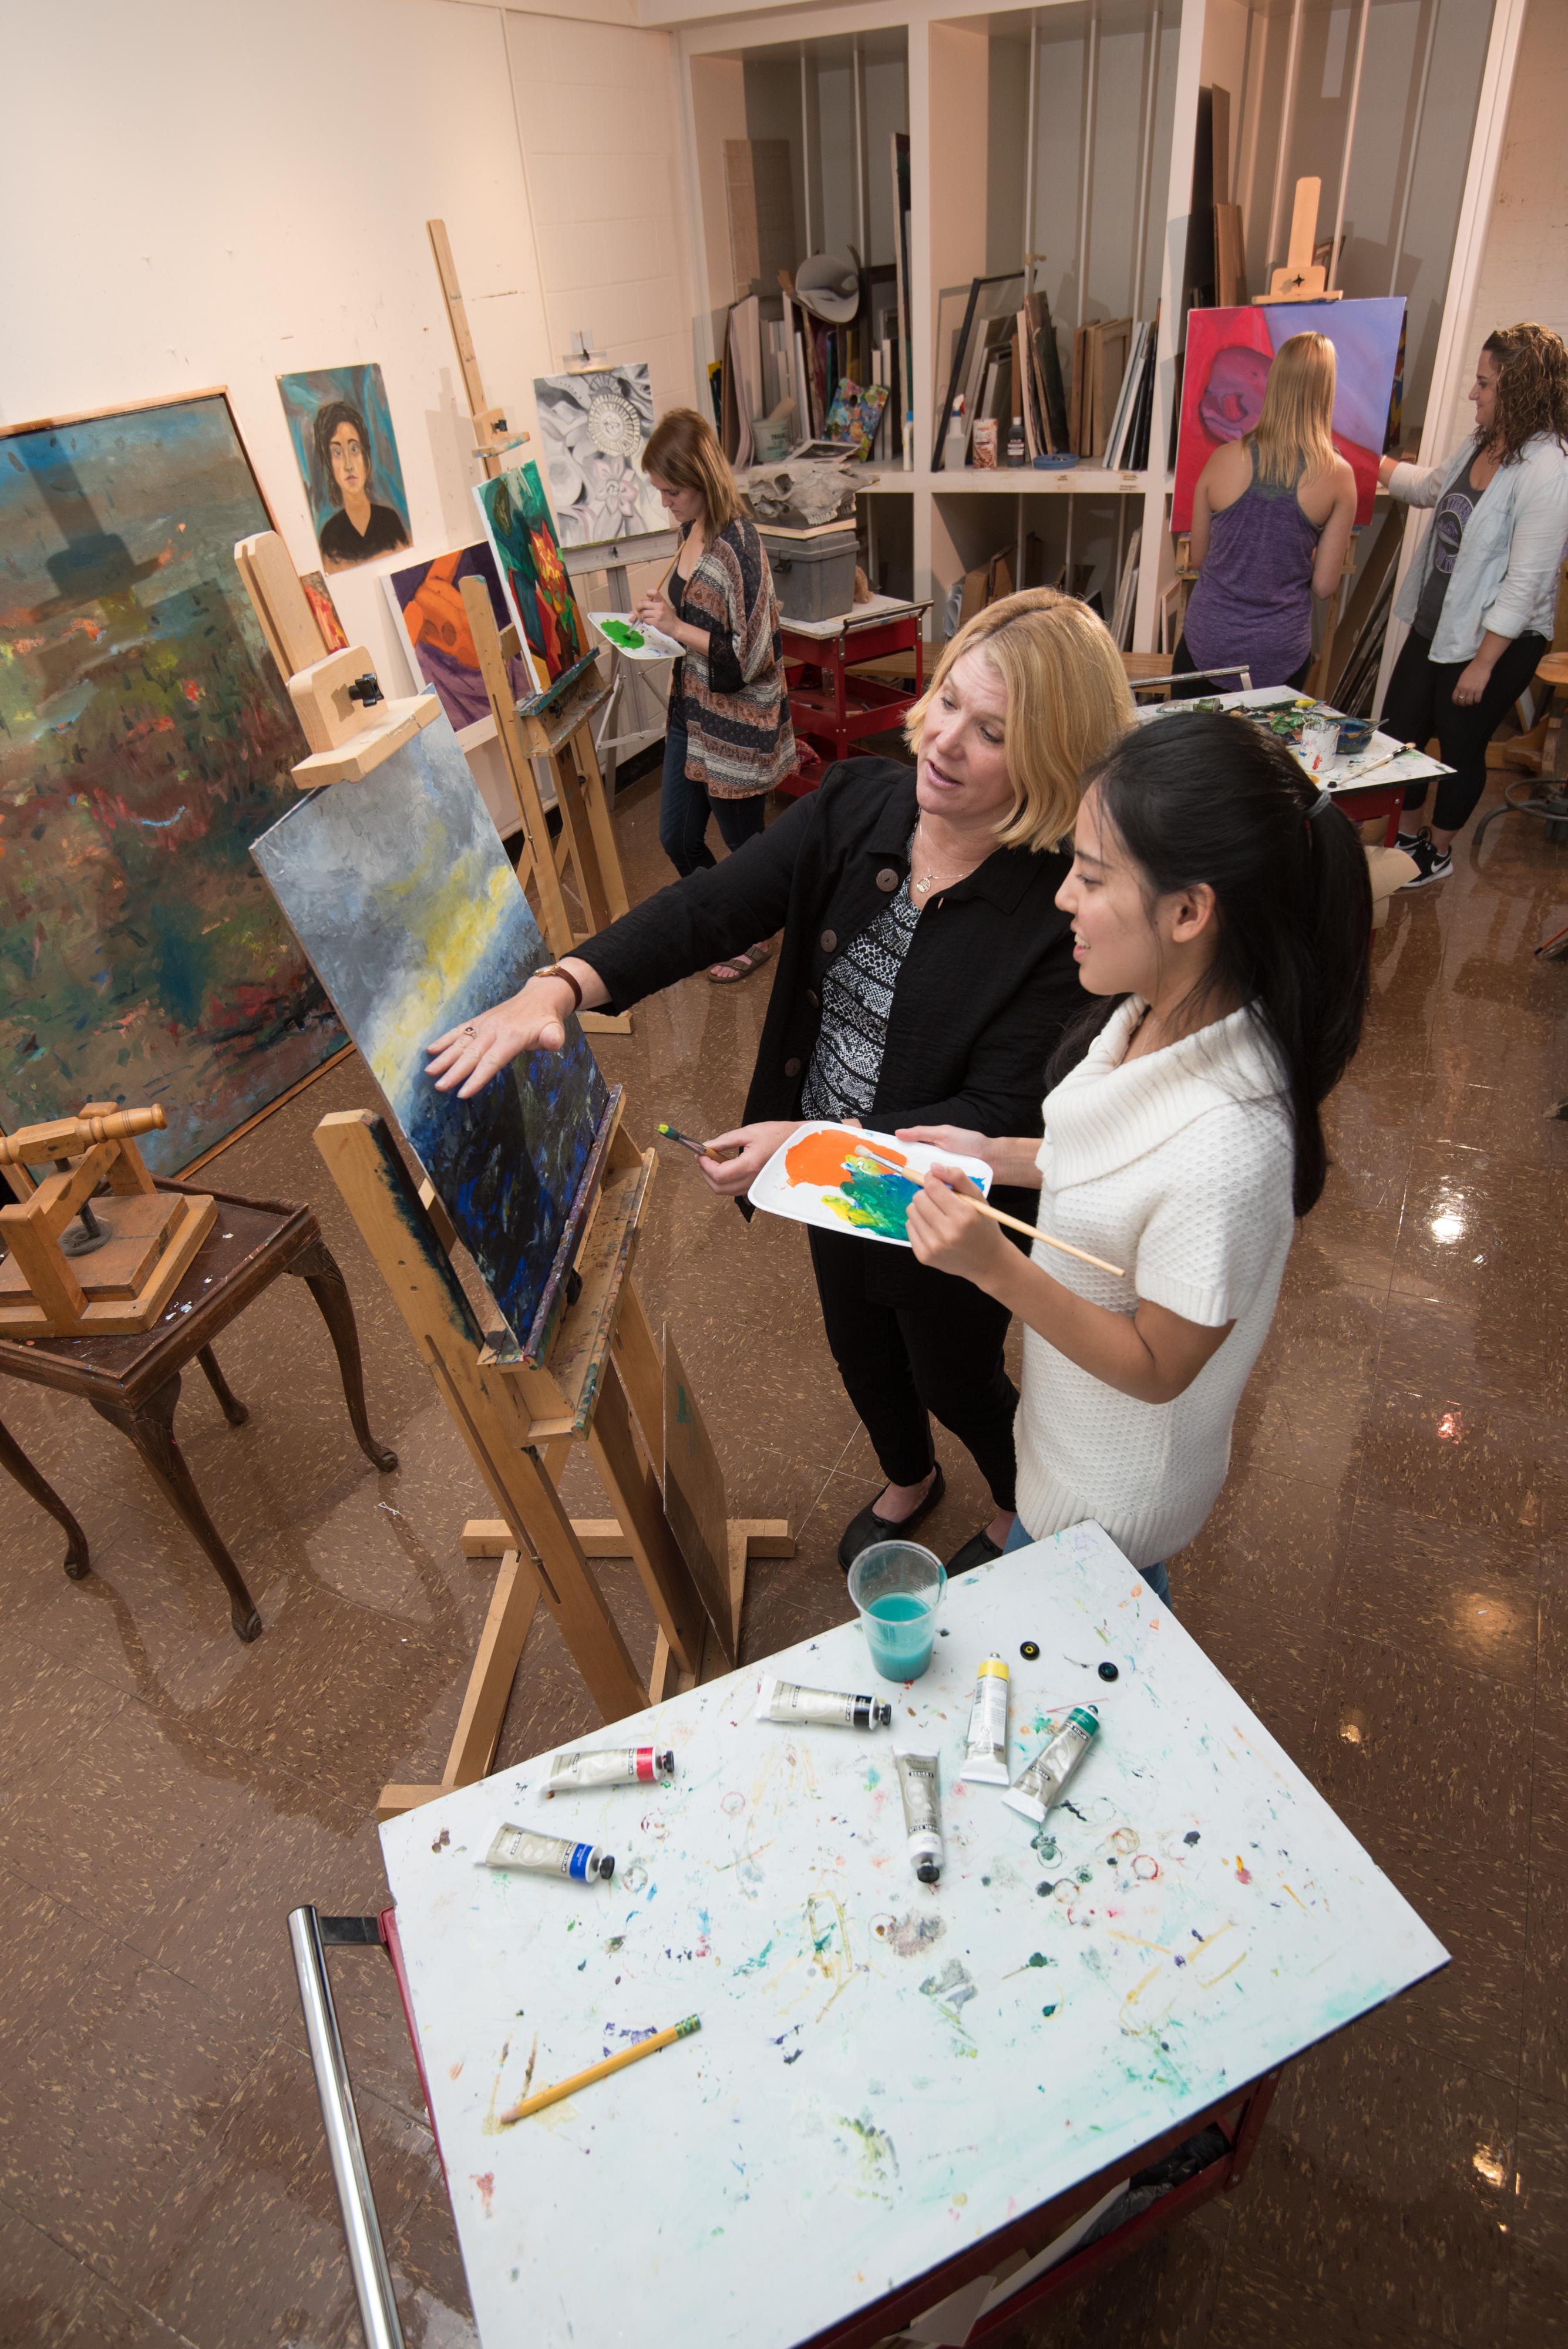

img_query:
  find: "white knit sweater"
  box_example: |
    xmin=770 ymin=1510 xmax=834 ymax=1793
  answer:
xmin=1015 ymin=999 xmax=1296 ymax=1570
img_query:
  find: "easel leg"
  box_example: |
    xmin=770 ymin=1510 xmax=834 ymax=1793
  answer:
xmin=196 ymin=1345 xmax=249 ymax=1428
xmin=571 ymin=718 xmax=631 ymax=920
xmin=553 ymin=743 xmax=614 ymax=934
xmin=587 ymin=1355 xmax=707 ymax=1676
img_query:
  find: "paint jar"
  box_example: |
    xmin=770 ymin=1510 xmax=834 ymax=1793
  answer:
xmin=847 ymin=1542 xmax=946 ymax=1682
xmin=1300 ymin=714 xmax=1340 ymax=777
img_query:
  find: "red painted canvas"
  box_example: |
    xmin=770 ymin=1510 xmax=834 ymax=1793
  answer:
xmin=1173 ymin=298 xmax=1405 ymax=534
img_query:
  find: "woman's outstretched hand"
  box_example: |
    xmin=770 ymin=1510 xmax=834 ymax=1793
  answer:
xmin=906 ymin=1165 xmax=1009 ymax=1287
xmin=426 ymin=974 xmax=579 ymax=1098
xmin=691 ymin=1119 xmax=800 ymax=1199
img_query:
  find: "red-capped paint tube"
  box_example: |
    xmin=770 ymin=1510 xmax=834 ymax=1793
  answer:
xmin=546 ymin=1746 xmax=675 ymax=1793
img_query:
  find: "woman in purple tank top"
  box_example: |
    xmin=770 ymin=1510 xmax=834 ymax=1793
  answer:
xmin=1173 ymin=332 xmax=1357 ymax=696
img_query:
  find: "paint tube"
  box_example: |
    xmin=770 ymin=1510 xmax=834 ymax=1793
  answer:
xmin=546 ymin=1746 xmax=674 ymax=1793
xmin=958 ymin=1655 xmax=1010 ymax=1785
xmin=758 ymin=1675 xmax=892 ymax=1731
xmin=1002 ymin=1708 xmax=1100 ymax=1826
xmin=895 ymin=1749 xmax=943 ymax=1884
xmin=483 ymin=1823 xmax=615 ymax=1882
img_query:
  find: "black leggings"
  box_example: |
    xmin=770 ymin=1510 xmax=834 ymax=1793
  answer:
xmin=1169 ymin=632 xmax=1311 ymax=699
xmin=1380 ymin=627 xmax=1549 ymax=834
xmin=809 ymin=1225 xmax=1019 ymax=1510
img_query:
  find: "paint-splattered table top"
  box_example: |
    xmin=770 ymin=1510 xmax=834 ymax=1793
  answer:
xmin=379 ymin=1522 xmax=1446 ymax=2349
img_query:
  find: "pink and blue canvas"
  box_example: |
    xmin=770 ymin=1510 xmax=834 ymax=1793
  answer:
xmin=1173 ymin=297 xmax=1405 ymax=533
xmin=0 ymin=392 xmax=342 ymax=1174
xmin=278 ymin=363 xmax=412 ymax=574
xmin=250 ymin=714 xmax=610 ymax=1362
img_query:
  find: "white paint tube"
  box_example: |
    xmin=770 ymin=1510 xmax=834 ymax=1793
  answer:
xmin=1002 ymin=1707 xmax=1101 ymax=1826
xmin=958 ymin=1655 xmax=1010 ymax=1785
xmin=546 ymin=1746 xmax=675 ymax=1793
xmin=758 ymin=1675 xmax=892 ymax=1730
xmin=483 ymin=1823 xmax=615 ymax=1882
xmin=895 ymin=1749 xmax=943 ymax=1884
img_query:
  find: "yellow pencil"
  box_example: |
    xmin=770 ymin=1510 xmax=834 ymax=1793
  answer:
xmin=499 ymin=2015 xmax=701 ymax=2125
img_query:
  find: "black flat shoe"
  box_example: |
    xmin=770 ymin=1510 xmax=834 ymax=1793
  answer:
xmin=837 ymin=1465 xmax=946 ymax=1571
xmin=946 ymin=1529 xmax=1005 ymax=1575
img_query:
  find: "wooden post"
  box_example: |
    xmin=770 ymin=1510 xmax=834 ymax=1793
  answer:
xmin=460 ymin=573 xmax=575 ymax=956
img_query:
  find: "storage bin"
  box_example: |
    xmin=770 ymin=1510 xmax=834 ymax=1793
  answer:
xmin=759 ymin=525 xmax=857 ymax=624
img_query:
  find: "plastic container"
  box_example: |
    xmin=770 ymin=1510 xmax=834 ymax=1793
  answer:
xmin=759 ymin=525 xmax=858 ymax=624
xmin=847 ymin=1541 xmax=946 ymax=1682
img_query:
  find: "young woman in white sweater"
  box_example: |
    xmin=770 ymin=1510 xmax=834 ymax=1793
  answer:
xmin=901 ymin=713 xmax=1372 ymax=1601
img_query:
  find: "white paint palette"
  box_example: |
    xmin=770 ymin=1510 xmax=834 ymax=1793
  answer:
xmin=747 ymin=1119 xmax=995 ymax=1248
xmin=381 ymin=1525 xmax=1445 ymax=2349
xmin=584 ymin=611 xmax=682 ymax=662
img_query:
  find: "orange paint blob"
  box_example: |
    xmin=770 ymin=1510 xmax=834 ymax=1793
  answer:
xmin=784 ymin=1128 xmax=907 ymax=1189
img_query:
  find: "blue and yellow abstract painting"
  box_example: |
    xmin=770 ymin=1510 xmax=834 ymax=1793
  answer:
xmin=0 ymin=391 xmax=342 ymax=1174
xmin=250 ymin=715 xmax=609 ymax=1359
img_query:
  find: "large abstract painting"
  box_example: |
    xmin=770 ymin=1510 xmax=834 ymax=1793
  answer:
xmin=382 ymin=543 xmax=531 ymax=736
xmin=0 ymin=390 xmax=344 ymax=1175
xmin=250 ymin=715 xmax=609 ymax=1361
xmin=533 ymin=366 xmax=667 ymax=547
xmin=472 ymin=460 xmax=588 ymax=693
xmin=278 ymin=363 xmax=412 ymax=574
xmin=1172 ymin=298 xmax=1405 ymax=534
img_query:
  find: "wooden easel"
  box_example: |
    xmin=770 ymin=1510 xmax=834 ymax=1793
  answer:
xmin=316 ymin=1108 xmax=792 ymax=1819
xmin=1257 ymin=179 xmax=1342 ymax=305
xmin=427 ymin=216 xmax=634 ymax=1021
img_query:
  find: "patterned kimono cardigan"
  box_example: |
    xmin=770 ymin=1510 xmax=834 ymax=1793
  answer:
xmin=675 ymin=514 xmax=796 ymax=797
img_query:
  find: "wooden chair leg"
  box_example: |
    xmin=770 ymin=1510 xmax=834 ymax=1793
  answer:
xmin=285 ymin=1236 xmax=399 ymax=1472
xmin=88 ymin=1374 xmax=263 ymax=1641
xmin=0 ymin=1405 xmax=90 ymax=1579
xmin=196 ymin=1345 xmax=250 ymax=1427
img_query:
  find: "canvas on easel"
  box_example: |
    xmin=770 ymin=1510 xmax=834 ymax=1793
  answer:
xmin=251 ymin=712 xmax=608 ymax=1362
xmin=533 ymin=366 xmax=667 ymax=546
xmin=472 ymin=459 xmax=590 ymax=694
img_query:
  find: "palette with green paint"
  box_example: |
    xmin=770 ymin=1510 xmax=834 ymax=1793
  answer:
xmin=586 ymin=611 xmax=682 ymax=663
xmin=748 ymin=1120 xmax=994 ymax=1248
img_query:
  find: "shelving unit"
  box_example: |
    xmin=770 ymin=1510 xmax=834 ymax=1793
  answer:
xmin=668 ymin=0 xmax=1525 ymax=662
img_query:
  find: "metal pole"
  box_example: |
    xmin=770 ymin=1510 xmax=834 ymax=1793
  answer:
xmin=1024 ymin=20 xmax=1041 ymax=274
xmin=1389 ymin=0 xmax=1441 ymax=296
xmin=1075 ymin=2 xmax=1100 ymax=328
xmin=1265 ymin=0 xmax=1307 ymax=275
xmin=289 ymin=1909 xmax=406 ymax=2349
xmin=1328 ymin=0 xmax=1372 ymax=292
xmin=853 ymin=36 xmax=869 ymax=260
xmin=800 ymin=48 xmax=815 ymax=255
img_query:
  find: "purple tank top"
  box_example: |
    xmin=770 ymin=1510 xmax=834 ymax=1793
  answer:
xmin=1183 ymin=448 xmax=1321 ymax=688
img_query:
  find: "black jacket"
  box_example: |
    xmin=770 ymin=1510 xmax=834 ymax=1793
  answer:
xmin=576 ymin=757 xmax=1084 ymax=1297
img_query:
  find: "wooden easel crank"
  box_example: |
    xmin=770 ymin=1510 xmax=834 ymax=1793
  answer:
xmin=0 ymin=1105 xmax=216 ymax=1338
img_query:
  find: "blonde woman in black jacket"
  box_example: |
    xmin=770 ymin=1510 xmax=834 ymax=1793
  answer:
xmin=429 ymin=591 xmax=1133 ymax=1575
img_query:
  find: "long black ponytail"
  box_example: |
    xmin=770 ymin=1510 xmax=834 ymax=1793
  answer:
xmin=1052 ymin=713 xmax=1372 ymax=1215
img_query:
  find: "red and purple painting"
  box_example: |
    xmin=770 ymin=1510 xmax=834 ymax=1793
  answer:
xmin=1173 ymin=297 xmax=1405 ymax=534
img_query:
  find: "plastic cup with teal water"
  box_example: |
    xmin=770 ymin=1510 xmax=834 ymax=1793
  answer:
xmin=847 ymin=1541 xmax=946 ymax=1682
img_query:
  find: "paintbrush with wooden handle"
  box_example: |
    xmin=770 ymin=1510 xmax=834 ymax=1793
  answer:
xmin=843 ymin=1147 xmax=1125 ymax=1280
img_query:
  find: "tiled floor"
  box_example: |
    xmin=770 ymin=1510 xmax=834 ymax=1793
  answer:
xmin=1 ymin=767 xmax=1566 ymax=2348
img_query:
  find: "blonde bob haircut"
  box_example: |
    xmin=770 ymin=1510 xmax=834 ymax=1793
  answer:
xmin=904 ymin=588 xmax=1135 ymax=853
xmin=1252 ymin=332 xmax=1338 ymax=487
xmin=642 ymin=406 xmax=742 ymax=535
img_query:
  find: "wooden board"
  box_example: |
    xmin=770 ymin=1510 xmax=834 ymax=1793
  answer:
xmin=662 ymin=1322 xmax=735 ymax=1662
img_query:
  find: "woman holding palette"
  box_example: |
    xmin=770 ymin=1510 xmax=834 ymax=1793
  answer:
xmin=634 ymin=408 xmax=795 ymax=983
xmin=900 ymin=714 xmax=1371 ymax=1604
xmin=428 ymin=590 xmax=1133 ymax=1578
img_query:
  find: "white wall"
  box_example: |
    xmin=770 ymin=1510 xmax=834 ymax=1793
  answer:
xmin=0 ymin=0 xmax=694 ymax=826
xmin=1445 ymin=0 xmax=1568 ymax=452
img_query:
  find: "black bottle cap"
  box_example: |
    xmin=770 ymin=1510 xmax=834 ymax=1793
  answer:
xmin=657 ymin=1751 xmax=675 ymax=1775
xmin=874 ymin=1701 xmax=892 ymax=1727
xmin=598 ymin=1853 xmax=615 ymax=1879
xmin=1019 ymin=1641 xmax=1040 ymax=1661
xmin=1098 ymin=1662 xmax=1119 ymax=1683
xmin=916 ymin=1860 xmax=941 ymax=1884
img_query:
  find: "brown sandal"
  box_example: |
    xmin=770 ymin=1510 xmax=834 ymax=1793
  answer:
xmin=708 ymin=941 xmax=774 ymax=985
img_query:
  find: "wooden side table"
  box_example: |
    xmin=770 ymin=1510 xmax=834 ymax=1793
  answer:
xmin=0 ymin=1180 xmax=396 ymax=1641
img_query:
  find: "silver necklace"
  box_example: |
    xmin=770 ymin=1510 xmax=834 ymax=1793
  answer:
xmin=910 ymin=822 xmax=971 ymax=897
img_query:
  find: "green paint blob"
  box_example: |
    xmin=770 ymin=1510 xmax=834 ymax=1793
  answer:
xmin=825 ymin=1155 xmax=921 ymax=1241
xmin=600 ymin=619 xmax=646 ymax=651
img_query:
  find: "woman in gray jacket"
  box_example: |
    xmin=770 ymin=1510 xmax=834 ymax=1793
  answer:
xmin=1378 ymin=321 xmax=1568 ymax=886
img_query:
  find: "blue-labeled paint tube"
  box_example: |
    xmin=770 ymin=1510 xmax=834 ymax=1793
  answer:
xmin=1002 ymin=1708 xmax=1099 ymax=1826
xmin=483 ymin=1823 xmax=615 ymax=1882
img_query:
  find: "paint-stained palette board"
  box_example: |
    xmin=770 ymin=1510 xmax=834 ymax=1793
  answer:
xmin=381 ymin=1523 xmax=1447 ymax=2349
xmin=749 ymin=1121 xmax=994 ymax=1248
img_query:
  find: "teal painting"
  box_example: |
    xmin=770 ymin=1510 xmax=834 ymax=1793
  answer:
xmin=0 ymin=391 xmax=344 ymax=1174
xmin=278 ymin=362 xmax=412 ymax=576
